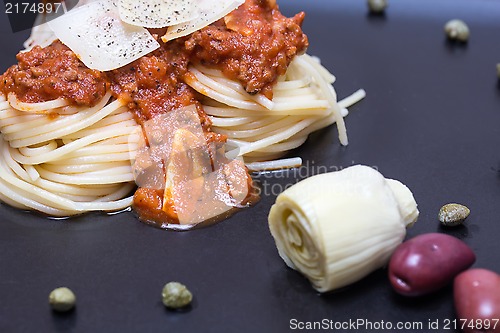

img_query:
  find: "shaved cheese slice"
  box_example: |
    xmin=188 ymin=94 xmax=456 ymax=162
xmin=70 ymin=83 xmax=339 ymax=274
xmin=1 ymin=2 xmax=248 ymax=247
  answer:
xmin=118 ymin=0 xmax=198 ymax=28
xmin=161 ymin=0 xmax=245 ymax=42
xmin=47 ymin=1 xmax=159 ymax=71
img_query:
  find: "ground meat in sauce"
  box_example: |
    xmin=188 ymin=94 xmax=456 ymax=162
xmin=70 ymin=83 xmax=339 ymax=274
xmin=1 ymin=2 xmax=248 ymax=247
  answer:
xmin=0 ymin=40 xmax=108 ymax=106
xmin=0 ymin=0 xmax=308 ymax=225
xmin=107 ymin=40 xmax=224 ymax=145
xmin=185 ymin=0 xmax=308 ymax=98
xmin=107 ymin=40 xmax=194 ymax=122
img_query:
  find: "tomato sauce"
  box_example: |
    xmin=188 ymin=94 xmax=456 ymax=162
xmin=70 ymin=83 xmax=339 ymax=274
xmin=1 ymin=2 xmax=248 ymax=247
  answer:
xmin=186 ymin=0 xmax=308 ymax=98
xmin=0 ymin=40 xmax=108 ymax=106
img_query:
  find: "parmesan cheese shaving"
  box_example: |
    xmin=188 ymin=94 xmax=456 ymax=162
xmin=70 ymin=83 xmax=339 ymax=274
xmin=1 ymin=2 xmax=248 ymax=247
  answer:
xmin=47 ymin=0 xmax=159 ymax=71
xmin=161 ymin=0 xmax=245 ymax=42
xmin=117 ymin=0 xmax=197 ymax=28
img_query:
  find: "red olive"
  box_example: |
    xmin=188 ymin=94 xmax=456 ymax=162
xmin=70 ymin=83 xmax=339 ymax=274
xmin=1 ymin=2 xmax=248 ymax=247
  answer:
xmin=454 ymin=269 xmax=500 ymax=333
xmin=388 ymin=233 xmax=475 ymax=296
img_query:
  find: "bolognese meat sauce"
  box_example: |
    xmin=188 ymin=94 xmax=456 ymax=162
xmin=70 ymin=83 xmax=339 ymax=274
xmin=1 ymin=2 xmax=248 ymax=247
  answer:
xmin=0 ymin=40 xmax=108 ymax=106
xmin=186 ymin=0 xmax=308 ymax=98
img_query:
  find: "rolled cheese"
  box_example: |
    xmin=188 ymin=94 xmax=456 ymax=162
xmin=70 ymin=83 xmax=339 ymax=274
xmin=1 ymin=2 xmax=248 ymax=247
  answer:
xmin=268 ymin=165 xmax=418 ymax=292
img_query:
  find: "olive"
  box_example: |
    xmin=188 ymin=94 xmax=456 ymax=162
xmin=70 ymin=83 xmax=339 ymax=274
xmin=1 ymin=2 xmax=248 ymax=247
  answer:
xmin=454 ymin=269 xmax=500 ymax=333
xmin=388 ymin=233 xmax=475 ymax=296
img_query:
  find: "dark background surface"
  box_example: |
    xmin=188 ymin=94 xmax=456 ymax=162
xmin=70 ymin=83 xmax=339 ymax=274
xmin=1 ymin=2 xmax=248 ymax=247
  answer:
xmin=1 ymin=0 xmax=500 ymax=332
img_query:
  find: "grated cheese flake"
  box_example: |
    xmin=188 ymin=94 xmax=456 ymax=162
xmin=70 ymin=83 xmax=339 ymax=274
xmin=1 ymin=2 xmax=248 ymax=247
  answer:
xmin=47 ymin=0 xmax=160 ymax=71
xmin=117 ymin=0 xmax=198 ymax=29
xmin=161 ymin=0 xmax=245 ymax=42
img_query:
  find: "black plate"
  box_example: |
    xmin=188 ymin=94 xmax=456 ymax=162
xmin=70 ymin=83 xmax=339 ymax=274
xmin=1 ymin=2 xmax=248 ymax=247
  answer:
xmin=1 ymin=1 xmax=500 ymax=332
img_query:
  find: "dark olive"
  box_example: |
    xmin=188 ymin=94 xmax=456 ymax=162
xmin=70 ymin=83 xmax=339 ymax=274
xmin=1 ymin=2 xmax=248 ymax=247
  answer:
xmin=454 ymin=269 xmax=500 ymax=333
xmin=388 ymin=233 xmax=475 ymax=296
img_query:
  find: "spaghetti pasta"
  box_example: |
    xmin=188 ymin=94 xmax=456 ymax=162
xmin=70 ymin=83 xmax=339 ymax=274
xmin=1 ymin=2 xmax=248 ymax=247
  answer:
xmin=187 ymin=53 xmax=365 ymax=165
xmin=0 ymin=93 xmax=140 ymax=216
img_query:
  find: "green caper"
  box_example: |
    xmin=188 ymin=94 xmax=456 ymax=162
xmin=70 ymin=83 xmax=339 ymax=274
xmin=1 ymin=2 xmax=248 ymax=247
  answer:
xmin=438 ymin=203 xmax=470 ymax=226
xmin=367 ymin=0 xmax=388 ymax=14
xmin=444 ymin=19 xmax=470 ymax=42
xmin=161 ymin=282 xmax=192 ymax=309
xmin=49 ymin=287 xmax=76 ymax=312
